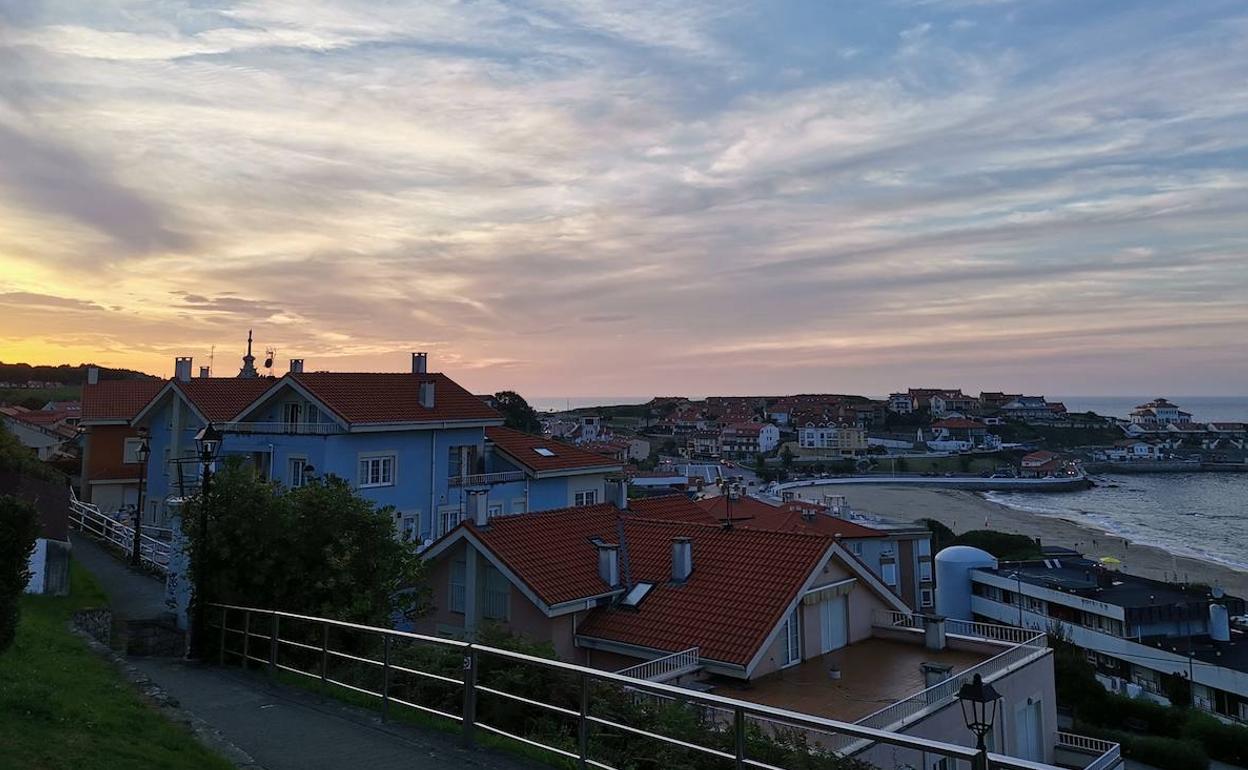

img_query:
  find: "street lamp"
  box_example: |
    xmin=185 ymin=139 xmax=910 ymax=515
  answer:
xmin=958 ymin=673 xmax=1001 ymax=770
xmin=130 ymin=429 xmax=151 ymax=566
xmin=190 ymin=423 xmax=223 ymax=658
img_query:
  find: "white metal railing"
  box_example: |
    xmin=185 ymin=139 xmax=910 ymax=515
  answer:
xmin=448 ymin=471 xmax=526 ymax=487
xmin=226 ymin=421 xmax=344 ymax=435
xmin=68 ymin=490 xmax=172 ymax=574
xmin=872 ymin=609 xmax=1045 ymax=647
xmin=208 ymin=602 xmax=1070 ymax=770
xmin=1057 ymin=732 xmax=1122 ymax=770
xmin=616 ymin=647 xmax=701 ymax=682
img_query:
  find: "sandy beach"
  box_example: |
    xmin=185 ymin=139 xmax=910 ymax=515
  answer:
xmin=790 ymin=485 xmax=1248 ymax=599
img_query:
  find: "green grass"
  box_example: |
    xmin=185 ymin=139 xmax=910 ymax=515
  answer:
xmin=0 ymin=565 xmax=233 ymax=770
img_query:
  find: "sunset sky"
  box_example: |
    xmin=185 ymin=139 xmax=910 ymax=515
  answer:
xmin=2 ymin=1 xmax=1246 ymax=398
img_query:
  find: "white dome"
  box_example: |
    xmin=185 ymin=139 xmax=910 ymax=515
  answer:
xmin=936 ymin=545 xmax=998 ymax=566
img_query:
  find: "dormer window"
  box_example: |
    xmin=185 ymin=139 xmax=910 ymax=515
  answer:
xmin=533 ymin=447 xmax=556 ymax=457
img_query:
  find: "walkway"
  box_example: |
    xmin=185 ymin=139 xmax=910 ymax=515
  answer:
xmin=71 ymin=532 xmax=536 ymax=770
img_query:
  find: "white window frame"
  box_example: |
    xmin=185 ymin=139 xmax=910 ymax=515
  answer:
xmin=450 ymin=561 xmax=465 ymax=613
xmin=357 ymin=452 xmax=396 ymax=488
xmin=782 ymin=606 xmax=801 ymax=667
xmin=574 ymin=490 xmax=598 ymax=507
xmin=488 ymin=503 xmax=503 ymax=518
xmin=882 ymin=561 xmax=898 ymax=587
xmin=399 ymin=510 xmax=420 ymax=543
xmin=288 ymin=456 xmax=309 ymax=488
xmin=282 ymin=401 xmax=302 ymax=426
xmin=848 ymin=540 xmax=863 ymax=556
xmin=919 ymin=560 xmax=933 ymax=583
xmin=123 ymin=437 xmax=144 ymax=465
xmin=921 ymin=588 xmax=935 ymax=607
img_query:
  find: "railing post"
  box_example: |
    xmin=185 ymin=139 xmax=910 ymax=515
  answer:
xmin=577 ymin=673 xmax=589 ymax=768
xmin=734 ymin=706 xmax=746 ymax=769
xmin=218 ymin=606 xmax=227 ymax=665
xmin=381 ymin=635 xmax=392 ymax=722
xmin=319 ymin=621 xmax=329 ymax=691
xmin=242 ymin=610 xmax=251 ymax=668
xmin=461 ymin=646 xmax=478 ymax=748
xmin=268 ymin=613 xmax=280 ymax=680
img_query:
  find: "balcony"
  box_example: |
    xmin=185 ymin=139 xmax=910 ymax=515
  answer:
xmin=447 ymin=471 xmax=526 ymax=487
xmin=225 ymin=421 xmax=344 ymax=436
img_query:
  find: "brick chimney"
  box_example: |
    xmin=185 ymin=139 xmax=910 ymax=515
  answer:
xmin=199 ymin=366 xmax=211 ymax=378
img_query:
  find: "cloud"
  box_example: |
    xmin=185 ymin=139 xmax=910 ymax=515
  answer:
xmin=0 ymin=0 xmax=1245 ymax=395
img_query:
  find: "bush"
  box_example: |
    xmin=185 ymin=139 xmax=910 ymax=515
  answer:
xmin=1078 ymin=726 xmax=1208 ymax=770
xmin=951 ymin=530 xmax=1043 ymax=561
xmin=0 ymin=495 xmax=40 ymax=654
xmin=1185 ymin=712 xmax=1248 ymax=765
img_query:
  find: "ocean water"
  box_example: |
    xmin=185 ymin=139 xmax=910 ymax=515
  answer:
xmin=985 ymin=473 xmax=1248 ymax=572
xmin=1056 ymin=396 xmax=1248 ymax=423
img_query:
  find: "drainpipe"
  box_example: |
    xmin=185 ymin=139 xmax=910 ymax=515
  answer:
xmin=429 ymin=431 xmax=437 ymax=540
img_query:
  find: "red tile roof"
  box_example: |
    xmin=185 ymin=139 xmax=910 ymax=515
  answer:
xmin=931 ymin=418 xmax=986 ymax=430
xmin=463 ymin=504 xmax=833 ymax=667
xmin=177 ymin=378 xmax=278 ymax=422
xmin=291 ymin=372 xmax=501 ymax=425
xmin=81 ymin=380 xmax=165 ymax=422
xmin=628 ymin=494 xmax=717 ymax=523
xmin=692 ymin=496 xmax=887 ymax=539
xmin=486 ymin=426 xmax=621 ymax=473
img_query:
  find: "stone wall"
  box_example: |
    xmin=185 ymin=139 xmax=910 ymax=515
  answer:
xmin=72 ymin=608 xmax=113 ymax=647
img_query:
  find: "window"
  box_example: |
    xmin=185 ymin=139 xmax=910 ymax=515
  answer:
xmin=919 ymin=560 xmax=933 ymax=582
xmin=488 ymin=503 xmax=503 ymax=518
xmin=448 ymin=445 xmax=479 ymax=479
xmin=399 ymin=511 xmax=419 ymax=542
xmin=282 ymin=402 xmax=302 ymax=426
xmin=783 ymin=607 xmax=801 ymax=666
xmin=533 ymin=447 xmax=556 ymax=457
xmin=358 ymin=454 xmax=395 ymax=487
xmin=848 ymin=541 xmax=863 ymax=556
xmin=918 ymin=538 xmax=932 ymax=557
xmin=511 ymin=499 xmax=526 ymax=515
xmin=921 ymin=588 xmax=934 ymax=607
xmin=882 ymin=561 xmax=898 ymax=586
xmin=439 ymin=507 xmax=463 ymax=537
xmin=288 ymin=457 xmax=309 ymax=488
xmin=450 ymin=561 xmax=465 ymax=613
xmin=483 ymin=567 xmax=510 ymax=621
xmin=574 ymin=490 xmax=598 ymax=507
xmin=123 ymin=438 xmax=145 ymax=464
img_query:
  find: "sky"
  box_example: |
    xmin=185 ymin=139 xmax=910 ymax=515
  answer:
xmin=1 ymin=1 xmax=1246 ymax=399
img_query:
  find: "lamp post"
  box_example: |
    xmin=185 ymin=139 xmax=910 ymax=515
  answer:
xmin=958 ymin=673 xmax=1001 ymax=770
xmin=130 ymin=429 xmax=151 ymax=566
xmin=190 ymin=423 xmax=223 ymax=658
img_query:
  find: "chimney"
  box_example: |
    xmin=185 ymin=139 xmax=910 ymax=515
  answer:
xmin=289 ymin=358 xmax=304 ymax=374
xmin=671 ymin=537 xmax=692 ymax=582
xmin=924 ymin=614 xmax=948 ymax=651
xmin=921 ymin=662 xmax=954 ymax=689
xmin=86 ymin=365 xmax=99 ymax=385
xmin=199 ymin=366 xmax=211 ymax=378
xmin=470 ymin=490 xmax=489 ymax=527
xmin=597 ymin=543 xmax=620 ymax=587
xmin=609 ymin=478 xmax=629 ymax=510
xmin=174 ymin=356 xmax=193 ymax=382
xmin=419 ymin=380 xmax=435 ymax=409
xmin=412 ymin=352 xmax=428 ymax=374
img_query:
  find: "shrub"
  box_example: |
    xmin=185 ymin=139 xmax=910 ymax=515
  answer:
xmin=1184 ymin=712 xmax=1248 ymax=765
xmin=1077 ymin=726 xmax=1208 ymax=770
xmin=0 ymin=494 xmax=40 ymax=654
xmin=951 ymin=530 xmax=1043 ymax=561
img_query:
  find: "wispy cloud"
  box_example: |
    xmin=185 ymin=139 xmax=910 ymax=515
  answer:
xmin=0 ymin=0 xmax=1245 ymax=394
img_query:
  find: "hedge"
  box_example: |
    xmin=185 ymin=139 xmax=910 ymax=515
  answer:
xmin=1184 ymin=712 xmax=1248 ymax=765
xmin=1077 ymin=725 xmax=1208 ymax=770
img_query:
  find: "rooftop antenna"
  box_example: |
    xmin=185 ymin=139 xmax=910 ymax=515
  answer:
xmin=208 ymin=345 xmax=215 ymax=377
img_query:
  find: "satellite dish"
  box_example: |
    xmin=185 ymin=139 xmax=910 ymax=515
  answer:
xmin=263 ymin=346 xmax=276 ymax=370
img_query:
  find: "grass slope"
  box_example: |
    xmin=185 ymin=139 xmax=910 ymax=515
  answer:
xmin=0 ymin=565 xmax=232 ymax=770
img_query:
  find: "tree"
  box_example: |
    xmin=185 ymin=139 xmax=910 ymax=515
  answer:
xmin=0 ymin=495 xmax=40 ymax=654
xmin=182 ymin=459 xmax=428 ymax=627
xmin=492 ymin=390 xmax=542 ymax=433
xmin=780 ymin=445 xmax=795 ymax=470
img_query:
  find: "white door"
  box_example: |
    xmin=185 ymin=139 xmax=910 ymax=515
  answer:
xmin=1014 ymin=700 xmax=1043 ymax=762
xmin=820 ymin=595 xmax=848 ymax=653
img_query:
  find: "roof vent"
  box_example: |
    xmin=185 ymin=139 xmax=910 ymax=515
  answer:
xmin=419 ymin=380 xmax=435 ymax=409
xmin=671 ymin=537 xmax=692 ymax=582
xmin=597 ymin=542 xmax=620 ymax=588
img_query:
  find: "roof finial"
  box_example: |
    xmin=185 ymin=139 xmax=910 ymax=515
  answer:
xmin=239 ymin=329 xmax=258 ymax=378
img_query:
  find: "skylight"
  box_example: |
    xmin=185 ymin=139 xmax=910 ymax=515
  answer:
xmin=533 ymin=447 xmax=557 ymax=457
xmin=621 ymin=582 xmax=654 ymax=607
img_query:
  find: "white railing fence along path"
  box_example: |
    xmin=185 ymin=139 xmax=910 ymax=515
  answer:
xmin=1057 ymin=732 xmax=1122 ymax=770
xmin=68 ymin=488 xmax=172 ymax=574
xmin=208 ymin=602 xmax=1075 ymax=770
xmin=616 ymin=647 xmax=700 ymax=682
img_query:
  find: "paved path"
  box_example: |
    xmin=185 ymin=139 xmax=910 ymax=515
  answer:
xmin=71 ymin=531 xmax=537 ymax=770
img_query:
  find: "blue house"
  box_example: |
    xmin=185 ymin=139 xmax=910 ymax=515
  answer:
xmin=132 ymin=351 xmax=621 ymax=544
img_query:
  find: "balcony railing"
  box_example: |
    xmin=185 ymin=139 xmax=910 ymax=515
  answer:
xmin=616 ymin=647 xmax=701 ymax=682
xmin=874 ymin=609 xmax=1046 ymax=646
xmin=226 ymin=421 xmax=344 ymax=435
xmin=208 ymin=601 xmax=1071 ymax=770
xmin=1057 ymin=732 xmax=1122 ymax=770
xmin=448 ymin=471 xmax=526 ymax=487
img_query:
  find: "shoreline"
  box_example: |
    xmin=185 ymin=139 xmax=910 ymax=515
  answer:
xmin=791 ymin=485 xmax=1248 ymax=599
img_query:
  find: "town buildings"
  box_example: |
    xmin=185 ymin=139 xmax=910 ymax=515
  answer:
xmin=939 ymin=549 xmax=1248 ymax=726
xmin=928 ymin=418 xmax=1001 ymax=451
xmin=931 ymin=391 xmax=977 ymax=417
xmin=797 ymin=422 xmax=867 ymax=456
xmin=0 ymin=404 xmax=78 ymax=460
xmin=1130 ymin=398 xmax=1193 ymax=427
xmin=718 ymin=421 xmax=780 ymax=459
